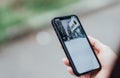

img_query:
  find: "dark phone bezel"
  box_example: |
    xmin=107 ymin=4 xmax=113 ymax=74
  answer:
xmin=51 ymin=15 xmax=101 ymax=76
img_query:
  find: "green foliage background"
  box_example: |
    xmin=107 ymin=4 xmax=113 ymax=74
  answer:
xmin=0 ymin=0 xmax=79 ymax=43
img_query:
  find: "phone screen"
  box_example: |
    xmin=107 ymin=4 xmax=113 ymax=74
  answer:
xmin=53 ymin=15 xmax=100 ymax=74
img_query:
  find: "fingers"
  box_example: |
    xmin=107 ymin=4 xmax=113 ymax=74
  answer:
xmin=63 ymin=58 xmax=70 ymax=66
xmin=67 ymin=66 xmax=91 ymax=78
xmin=63 ymin=58 xmax=75 ymax=75
xmin=67 ymin=67 xmax=75 ymax=75
xmin=67 ymin=67 xmax=91 ymax=78
xmin=93 ymin=47 xmax=99 ymax=55
xmin=63 ymin=58 xmax=91 ymax=77
xmin=80 ymin=73 xmax=91 ymax=78
xmin=88 ymin=36 xmax=105 ymax=52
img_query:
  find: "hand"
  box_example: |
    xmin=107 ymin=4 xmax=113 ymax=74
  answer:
xmin=63 ymin=36 xmax=117 ymax=78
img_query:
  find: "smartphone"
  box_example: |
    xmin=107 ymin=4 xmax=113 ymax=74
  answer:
xmin=51 ymin=15 xmax=101 ymax=76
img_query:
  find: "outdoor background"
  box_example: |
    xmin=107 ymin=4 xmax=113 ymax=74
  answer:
xmin=0 ymin=0 xmax=120 ymax=78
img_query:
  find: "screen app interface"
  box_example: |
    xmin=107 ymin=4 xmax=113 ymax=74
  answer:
xmin=55 ymin=16 xmax=99 ymax=73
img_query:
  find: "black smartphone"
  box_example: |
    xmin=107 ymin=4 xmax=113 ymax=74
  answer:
xmin=51 ymin=15 xmax=101 ymax=76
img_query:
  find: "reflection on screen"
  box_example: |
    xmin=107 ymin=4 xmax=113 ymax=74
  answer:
xmin=55 ymin=16 xmax=100 ymax=73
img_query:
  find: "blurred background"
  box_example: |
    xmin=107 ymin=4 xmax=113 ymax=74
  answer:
xmin=0 ymin=0 xmax=120 ymax=78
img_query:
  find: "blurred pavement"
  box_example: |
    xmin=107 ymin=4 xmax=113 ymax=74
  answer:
xmin=0 ymin=3 xmax=120 ymax=78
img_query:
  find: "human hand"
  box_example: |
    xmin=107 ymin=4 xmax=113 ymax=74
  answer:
xmin=63 ymin=36 xmax=117 ymax=78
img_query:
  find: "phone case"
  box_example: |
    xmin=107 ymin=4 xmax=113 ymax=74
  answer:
xmin=51 ymin=15 xmax=101 ymax=76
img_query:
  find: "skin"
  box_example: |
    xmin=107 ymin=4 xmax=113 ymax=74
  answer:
xmin=63 ymin=36 xmax=117 ymax=78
